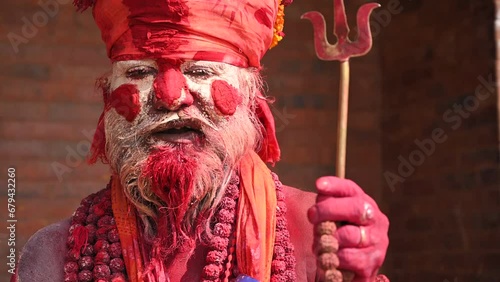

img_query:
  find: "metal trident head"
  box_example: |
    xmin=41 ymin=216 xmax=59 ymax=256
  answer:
xmin=301 ymin=0 xmax=380 ymax=62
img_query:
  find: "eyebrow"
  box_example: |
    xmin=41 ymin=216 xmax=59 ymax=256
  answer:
xmin=115 ymin=60 xmax=157 ymax=69
xmin=183 ymin=61 xmax=229 ymax=72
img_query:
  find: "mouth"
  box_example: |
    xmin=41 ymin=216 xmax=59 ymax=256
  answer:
xmin=150 ymin=119 xmax=204 ymax=144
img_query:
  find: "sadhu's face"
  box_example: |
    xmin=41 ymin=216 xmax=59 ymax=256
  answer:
xmin=105 ymin=58 xmax=252 ymax=149
xmin=103 ymin=59 xmax=261 ymax=252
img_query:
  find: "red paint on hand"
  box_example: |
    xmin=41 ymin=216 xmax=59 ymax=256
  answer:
xmin=310 ymin=176 xmax=390 ymax=281
xmin=108 ymin=84 xmax=141 ymax=122
xmin=211 ymin=80 xmax=242 ymax=116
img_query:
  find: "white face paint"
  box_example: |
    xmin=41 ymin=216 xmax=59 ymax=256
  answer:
xmin=109 ymin=59 xmax=245 ymax=120
xmin=110 ymin=59 xmax=156 ymax=105
xmin=106 ymin=59 xmax=252 ymax=147
xmin=104 ymin=61 xmax=263 ymax=253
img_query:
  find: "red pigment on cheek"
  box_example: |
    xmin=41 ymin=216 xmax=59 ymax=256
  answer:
xmin=154 ymin=60 xmax=190 ymax=108
xmin=107 ymin=84 xmax=141 ymax=122
xmin=211 ymin=80 xmax=242 ymax=116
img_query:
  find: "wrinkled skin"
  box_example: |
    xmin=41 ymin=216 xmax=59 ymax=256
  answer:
xmin=14 ymin=59 xmax=389 ymax=282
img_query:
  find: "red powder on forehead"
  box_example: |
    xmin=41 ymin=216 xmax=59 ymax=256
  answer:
xmin=193 ymin=51 xmax=227 ymax=62
xmin=153 ymin=60 xmax=190 ymax=109
xmin=211 ymin=80 xmax=242 ymax=116
xmin=107 ymin=84 xmax=141 ymax=122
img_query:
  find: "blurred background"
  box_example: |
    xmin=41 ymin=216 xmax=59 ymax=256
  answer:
xmin=1 ymin=0 xmax=499 ymax=281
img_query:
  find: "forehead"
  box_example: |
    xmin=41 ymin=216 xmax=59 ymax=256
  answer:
xmin=112 ymin=59 xmax=236 ymax=71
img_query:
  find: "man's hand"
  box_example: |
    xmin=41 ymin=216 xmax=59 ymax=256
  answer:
xmin=307 ymin=176 xmax=389 ymax=282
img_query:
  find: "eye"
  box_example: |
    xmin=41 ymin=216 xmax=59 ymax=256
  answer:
xmin=184 ymin=67 xmax=214 ymax=79
xmin=126 ymin=66 xmax=157 ymax=80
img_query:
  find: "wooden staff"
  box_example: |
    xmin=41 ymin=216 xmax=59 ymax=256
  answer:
xmin=301 ymin=1 xmax=380 ymax=281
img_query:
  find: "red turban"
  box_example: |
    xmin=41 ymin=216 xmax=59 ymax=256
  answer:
xmin=75 ymin=0 xmax=289 ymax=68
xmin=77 ymin=0 xmax=288 ymax=163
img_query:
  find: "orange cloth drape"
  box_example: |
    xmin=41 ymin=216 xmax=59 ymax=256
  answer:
xmin=236 ymin=151 xmax=277 ymax=282
xmin=111 ymin=177 xmax=146 ymax=282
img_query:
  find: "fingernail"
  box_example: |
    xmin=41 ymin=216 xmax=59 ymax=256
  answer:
xmin=316 ymin=177 xmax=329 ymax=190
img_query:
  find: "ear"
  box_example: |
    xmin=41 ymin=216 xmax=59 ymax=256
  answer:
xmin=88 ymin=81 xmax=110 ymax=165
xmin=254 ymin=92 xmax=280 ymax=165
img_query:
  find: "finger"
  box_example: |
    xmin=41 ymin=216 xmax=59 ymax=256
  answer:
xmin=308 ymin=197 xmax=375 ymax=225
xmin=337 ymin=248 xmax=382 ymax=280
xmin=335 ymin=225 xmax=369 ymax=248
xmin=316 ymin=177 xmax=363 ymax=198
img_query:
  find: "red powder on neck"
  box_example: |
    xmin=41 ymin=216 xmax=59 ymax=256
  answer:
xmin=211 ymin=80 xmax=242 ymax=116
xmin=107 ymin=84 xmax=141 ymax=122
xmin=154 ymin=59 xmax=190 ymax=109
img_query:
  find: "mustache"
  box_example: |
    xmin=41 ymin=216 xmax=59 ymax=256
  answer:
xmin=137 ymin=108 xmax=219 ymax=136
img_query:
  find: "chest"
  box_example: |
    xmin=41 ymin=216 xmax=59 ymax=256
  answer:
xmin=163 ymin=243 xmax=313 ymax=282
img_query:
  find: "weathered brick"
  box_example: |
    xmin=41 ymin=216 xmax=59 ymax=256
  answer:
xmin=1 ymin=0 xmax=499 ymax=281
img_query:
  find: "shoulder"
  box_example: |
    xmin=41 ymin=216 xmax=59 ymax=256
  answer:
xmin=282 ymin=185 xmax=316 ymax=226
xmin=282 ymin=185 xmax=317 ymax=282
xmin=16 ymin=219 xmax=70 ymax=282
xmin=282 ymin=185 xmax=316 ymax=207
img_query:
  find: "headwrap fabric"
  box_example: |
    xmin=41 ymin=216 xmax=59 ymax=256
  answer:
xmin=92 ymin=0 xmax=279 ymax=68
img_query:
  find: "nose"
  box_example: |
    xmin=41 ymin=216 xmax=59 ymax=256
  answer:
xmin=153 ymin=64 xmax=194 ymax=111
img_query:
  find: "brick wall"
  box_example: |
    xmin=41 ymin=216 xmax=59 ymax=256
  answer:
xmin=0 ymin=0 xmax=111 ymax=278
xmin=0 ymin=4 xmax=383 ymax=280
xmin=267 ymin=0 xmax=384 ymax=200
xmin=2 ymin=0 xmax=498 ymax=281
xmin=380 ymin=0 xmax=500 ymax=281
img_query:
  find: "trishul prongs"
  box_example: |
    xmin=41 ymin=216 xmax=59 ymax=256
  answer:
xmin=302 ymin=1 xmax=380 ymax=282
xmin=301 ymin=0 xmax=380 ymax=62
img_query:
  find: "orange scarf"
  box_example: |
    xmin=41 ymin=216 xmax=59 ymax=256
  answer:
xmin=111 ymin=151 xmax=277 ymax=281
xmin=236 ymin=151 xmax=277 ymax=282
xmin=111 ymin=178 xmax=146 ymax=282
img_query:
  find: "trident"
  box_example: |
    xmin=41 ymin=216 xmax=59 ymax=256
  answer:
xmin=301 ymin=0 xmax=379 ymax=281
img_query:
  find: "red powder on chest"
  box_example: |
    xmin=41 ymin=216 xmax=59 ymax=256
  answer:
xmin=107 ymin=84 xmax=141 ymax=122
xmin=211 ymin=80 xmax=242 ymax=116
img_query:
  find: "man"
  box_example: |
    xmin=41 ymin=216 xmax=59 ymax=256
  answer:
xmin=13 ymin=0 xmax=389 ymax=281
